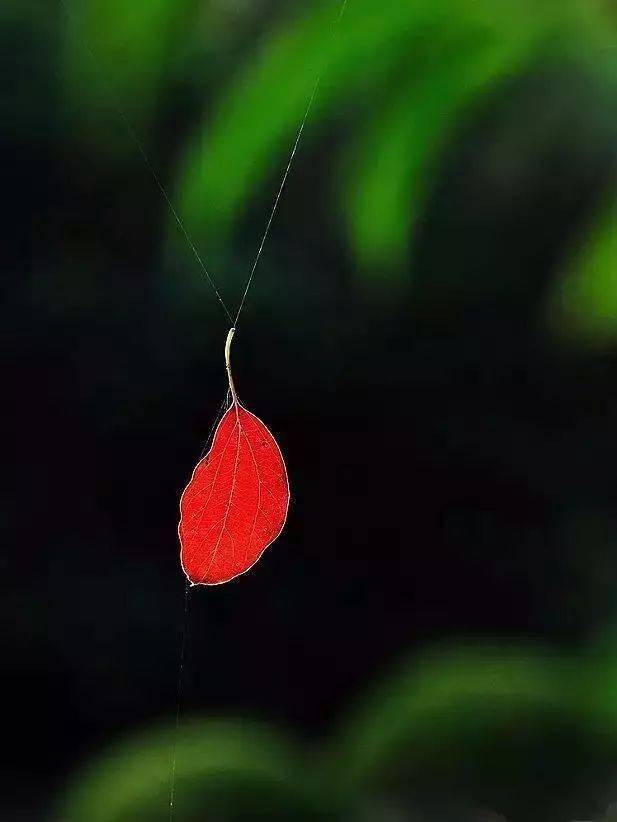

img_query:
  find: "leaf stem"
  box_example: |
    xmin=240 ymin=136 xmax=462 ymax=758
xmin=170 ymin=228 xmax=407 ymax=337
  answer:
xmin=225 ymin=327 xmax=238 ymax=406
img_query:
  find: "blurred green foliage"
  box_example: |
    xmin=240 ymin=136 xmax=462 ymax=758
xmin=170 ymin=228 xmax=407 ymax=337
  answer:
xmin=59 ymin=0 xmax=617 ymax=338
xmin=61 ymin=0 xmax=200 ymax=142
xmin=548 ymin=192 xmax=617 ymax=348
xmin=331 ymin=645 xmax=617 ymax=820
xmin=58 ymin=719 xmax=333 ymax=822
xmin=57 ymin=643 xmax=617 ymax=822
xmin=172 ymin=0 xmax=616 ymax=275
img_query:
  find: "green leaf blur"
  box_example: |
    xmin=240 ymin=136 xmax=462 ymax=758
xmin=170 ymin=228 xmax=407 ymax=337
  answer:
xmin=548 ymin=194 xmax=617 ymax=347
xmin=61 ymin=0 xmax=199 ymax=148
xmin=57 ymin=645 xmax=617 ymax=821
xmin=58 ymin=719 xmax=333 ymax=822
xmin=172 ymin=0 xmax=616 ymax=275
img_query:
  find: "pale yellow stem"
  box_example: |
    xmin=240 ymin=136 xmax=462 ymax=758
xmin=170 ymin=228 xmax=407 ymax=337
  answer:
xmin=225 ymin=327 xmax=238 ymax=405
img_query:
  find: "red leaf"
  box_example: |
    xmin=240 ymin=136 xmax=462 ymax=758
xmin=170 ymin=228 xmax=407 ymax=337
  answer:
xmin=178 ymin=330 xmax=289 ymax=585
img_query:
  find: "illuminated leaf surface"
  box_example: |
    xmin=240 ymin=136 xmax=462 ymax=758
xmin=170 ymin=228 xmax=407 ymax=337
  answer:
xmin=179 ymin=400 xmax=289 ymax=586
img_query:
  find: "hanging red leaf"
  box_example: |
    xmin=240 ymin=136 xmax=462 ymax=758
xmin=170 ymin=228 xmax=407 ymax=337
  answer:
xmin=179 ymin=329 xmax=289 ymax=585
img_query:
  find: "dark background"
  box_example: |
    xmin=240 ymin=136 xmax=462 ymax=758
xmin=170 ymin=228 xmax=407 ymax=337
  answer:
xmin=4 ymin=1 xmax=617 ymax=820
